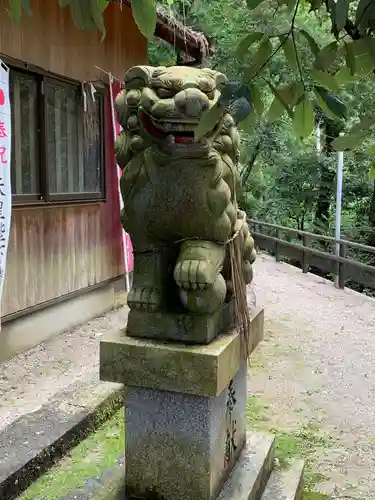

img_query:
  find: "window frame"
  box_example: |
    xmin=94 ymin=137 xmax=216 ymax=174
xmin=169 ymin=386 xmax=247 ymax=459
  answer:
xmin=5 ymin=56 xmax=107 ymax=207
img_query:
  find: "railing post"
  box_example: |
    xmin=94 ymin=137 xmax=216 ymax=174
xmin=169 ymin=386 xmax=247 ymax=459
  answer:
xmin=275 ymin=229 xmax=281 ymax=262
xmin=253 ymin=222 xmax=259 ymax=252
xmin=302 ymin=235 xmax=309 ymax=273
xmin=338 ymin=242 xmax=348 ymax=289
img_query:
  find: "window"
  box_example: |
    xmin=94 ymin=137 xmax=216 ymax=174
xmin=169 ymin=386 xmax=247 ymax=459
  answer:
xmin=10 ymin=68 xmax=105 ymax=204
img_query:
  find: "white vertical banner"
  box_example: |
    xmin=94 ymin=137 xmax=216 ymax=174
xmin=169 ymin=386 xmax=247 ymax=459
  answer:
xmin=0 ymin=60 xmax=12 ymax=317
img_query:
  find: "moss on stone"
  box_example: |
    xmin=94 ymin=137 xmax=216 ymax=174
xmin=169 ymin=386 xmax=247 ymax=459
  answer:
xmin=19 ymin=394 xmax=335 ymax=499
xmin=246 ymin=395 xmax=334 ymax=494
xmin=302 ymin=493 xmax=330 ymax=500
xmin=19 ymin=410 xmax=125 ymax=500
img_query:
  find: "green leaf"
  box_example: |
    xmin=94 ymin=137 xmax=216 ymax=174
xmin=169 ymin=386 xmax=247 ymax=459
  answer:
xmin=368 ymin=145 xmax=375 ymax=154
xmin=349 ymin=37 xmax=375 ymax=74
xmin=219 ymin=82 xmax=252 ymax=108
xmin=360 ymin=37 xmax=375 ymax=66
xmin=132 ymin=0 xmax=157 ymax=39
xmin=267 ymin=96 xmax=284 ymax=122
xmin=71 ymin=1 xmax=96 ymax=30
xmin=299 ymin=29 xmax=320 ymax=56
xmin=314 ymin=41 xmax=338 ymax=70
xmin=219 ymin=81 xmax=241 ymax=105
xmin=331 ymin=132 xmax=369 ymax=151
xmin=355 ymin=0 xmax=370 ymax=24
xmin=314 ymin=85 xmax=346 ymax=119
xmin=335 ymin=66 xmax=354 ymax=86
xmin=370 ymin=165 xmax=375 ymax=180
xmin=89 ymin=0 xmax=107 ymax=40
xmin=246 ymin=0 xmax=265 ymax=10
xmin=352 ymin=37 xmax=370 ymax=57
xmin=279 ymin=0 xmax=297 ymax=13
xmin=333 ymin=0 xmax=349 ymax=31
xmin=278 ymin=81 xmax=304 ymax=107
xmin=250 ymin=84 xmax=264 ymax=115
xmin=293 ymin=93 xmax=315 ymax=139
xmin=195 ymin=104 xmax=225 ymax=140
xmin=311 ymin=69 xmax=339 ymax=93
xmin=243 ymin=38 xmax=273 ymax=81
xmin=313 ymin=88 xmax=337 ymax=120
xmin=236 ymin=32 xmax=263 ymax=59
xmin=280 ymin=35 xmax=299 ymax=74
xmin=240 ymin=111 xmax=257 ymax=132
xmin=7 ymin=0 xmax=32 ymax=21
xmin=266 ymin=81 xmax=295 ymax=122
xmin=286 ymin=0 xmax=297 ymax=13
xmin=230 ymin=97 xmax=253 ymax=123
xmin=352 ymin=53 xmax=374 ymax=78
xmin=310 ymin=0 xmax=323 ymax=9
xmin=350 ymin=118 xmax=375 ymax=133
xmin=344 ymin=42 xmax=356 ymax=75
xmin=355 ymin=0 xmax=375 ymax=32
xmin=7 ymin=0 xmax=22 ymax=22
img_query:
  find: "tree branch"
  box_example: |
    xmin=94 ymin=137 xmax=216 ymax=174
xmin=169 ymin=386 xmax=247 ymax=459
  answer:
xmin=292 ymin=28 xmax=305 ymax=89
xmin=246 ymin=0 xmax=301 ymax=83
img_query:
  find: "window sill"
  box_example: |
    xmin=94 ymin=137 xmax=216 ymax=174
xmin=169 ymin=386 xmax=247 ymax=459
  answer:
xmin=12 ymin=198 xmax=107 ymax=210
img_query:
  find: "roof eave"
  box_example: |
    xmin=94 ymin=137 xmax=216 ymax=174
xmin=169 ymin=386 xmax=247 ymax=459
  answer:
xmin=121 ymin=1 xmax=212 ymax=64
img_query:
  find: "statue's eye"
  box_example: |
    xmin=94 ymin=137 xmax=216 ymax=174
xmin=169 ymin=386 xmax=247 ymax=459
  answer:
xmin=156 ymin=88 xmax=174 ymax=98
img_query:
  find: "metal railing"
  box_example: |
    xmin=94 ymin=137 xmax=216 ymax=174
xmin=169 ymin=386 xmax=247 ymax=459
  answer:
xmin=250 ymin=219 xmax=375 ymax=290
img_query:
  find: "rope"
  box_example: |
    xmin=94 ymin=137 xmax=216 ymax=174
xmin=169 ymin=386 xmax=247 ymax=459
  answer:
xmin=229 ymin=228 xmax=252 ymax=363
xmin=133 ymin=222 xmax=244 ymax=255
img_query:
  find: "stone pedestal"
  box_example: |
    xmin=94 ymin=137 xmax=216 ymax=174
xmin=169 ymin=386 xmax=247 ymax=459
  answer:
xmin=100 ymin=307 xmax=264 ymax=500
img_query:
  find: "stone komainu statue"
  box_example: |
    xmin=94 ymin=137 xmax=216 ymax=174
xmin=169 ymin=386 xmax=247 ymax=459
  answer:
xmin=115 ymin=65 xmax=256 ymax=342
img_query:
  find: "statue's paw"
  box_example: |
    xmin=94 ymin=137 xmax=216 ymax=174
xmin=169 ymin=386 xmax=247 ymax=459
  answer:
xmin=174 ymin=259 xmax=215 ymax=291
xmin=127 ymin=287 xmax=162 ymax=313
xmin=179 ymin=274 xmax=227 ymax=314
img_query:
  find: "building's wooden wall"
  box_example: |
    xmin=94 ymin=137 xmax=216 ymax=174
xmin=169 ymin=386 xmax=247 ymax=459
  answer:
xmin=0 ymin=0 xmax=147 ymax=81
xmin=0 ymin=1 xmax=147 ymax=317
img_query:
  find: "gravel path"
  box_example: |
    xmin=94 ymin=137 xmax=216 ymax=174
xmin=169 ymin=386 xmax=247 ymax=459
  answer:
xmin=0 ymin=306 xmax=129 ymax=433
xmin=251 ymin=253 xmax=375 ymax=498
xmin=2 ymin=253 xmax=375 ymax=498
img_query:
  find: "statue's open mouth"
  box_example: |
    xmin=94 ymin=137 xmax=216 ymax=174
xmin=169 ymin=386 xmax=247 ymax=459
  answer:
xmin=141 ymin=111 xmax=198 ymax=144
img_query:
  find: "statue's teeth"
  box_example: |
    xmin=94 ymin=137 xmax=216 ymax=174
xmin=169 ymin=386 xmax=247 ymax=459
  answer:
xmin=151 ymin=119 xmax=195 ymax=133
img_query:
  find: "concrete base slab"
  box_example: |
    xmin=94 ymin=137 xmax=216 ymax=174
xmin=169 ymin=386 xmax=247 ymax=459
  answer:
xmin=261 ymin=460 xmax=305 ymax=500
xmin=218 ymin=432 xmax=275 ymax=500
xmin=0 ymin=378 xmax=123 ymax=500
xmin=86 ymin=431 xmax=277 ymax=500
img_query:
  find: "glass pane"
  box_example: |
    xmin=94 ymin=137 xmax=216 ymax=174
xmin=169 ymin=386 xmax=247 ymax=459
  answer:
xmin=46 ymin=82 xmax=103 ymax=196
xmin=84 ymin=95 xmax=103 ymax=194
xmin=10 ymin=71 xmax=39 ymax=196
xmin=45 ymin=82 xmax=80 ymax=195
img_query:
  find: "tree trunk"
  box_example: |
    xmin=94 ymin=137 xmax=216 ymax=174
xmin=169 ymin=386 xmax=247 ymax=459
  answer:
xmin=315 ymin=167 xmax=335 ymax=226
xmin=314 ymin=118 xmax=344 ymax=230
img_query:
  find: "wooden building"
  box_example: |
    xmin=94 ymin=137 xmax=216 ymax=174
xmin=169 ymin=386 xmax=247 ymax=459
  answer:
xmin=0 ymin=0 xmax=209 ymax=362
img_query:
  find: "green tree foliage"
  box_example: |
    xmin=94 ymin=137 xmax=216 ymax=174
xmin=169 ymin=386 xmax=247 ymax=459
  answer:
xmin=145 ymin=0 xmax=375 ymax=159
xmin=8 ymin=0 xmax=375 ymax=290
xmin=148 ymin=0 xmax=375 ymax=296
